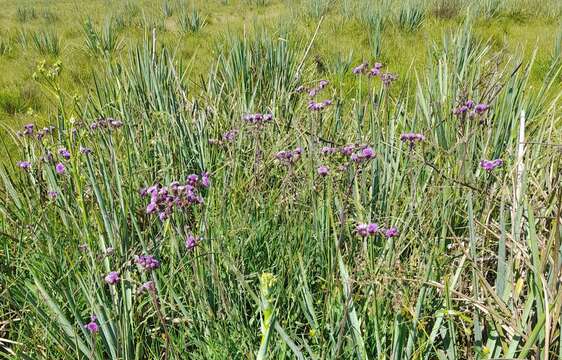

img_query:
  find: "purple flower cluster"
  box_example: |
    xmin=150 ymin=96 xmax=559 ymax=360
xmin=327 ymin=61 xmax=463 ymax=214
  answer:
xmin=104 ymin=271 xmax=120 ymax=285
xmin=317 ymin=165 xmax=329 ymax=177
xmin=276 ymin=147 xmax=303 ymax=165
xmin=352 ymin=62 xmax=383 ymax=76
xmin=400 ymin=133 xmax=425 ymax=149
xmin=209 ymin=129 xmax=238 ymax=146
xmin=141 ymin=173 xmax=209 ymax=221
xmin=355 ymin=223 xmax=399 ymax=238
xmin=17 ymin=123 xmax=55 ymax=140
xmin=58 ymin=147 xmax=71 ymax=160
xmin=89 ymin=117 xmax=123 ymax=131
xmin=185 ymin=233 xmax=200 ymax=250
xmin=307 ymin=99 xmax=333 ymax=111
xmin=55 ymin=162 xmax=65 ymax=174
xmin=307 ymin=79 xmax=329 ymax=98
xmin=17 ymin=161 xmax=31 ymax=171
xmin=355 ymin=223 xmax=379 ymax=237
xmin=139 ymin=281 xmax=155 ymax=293
xmin=243 ymin=113 xmax=273 ymax=125
xmin=453 ymin=100 xmax=490 ymax=118
xmin=350 ymin=147 xmax=375 ymax=163
xmin=135 ymin=254 xmax=161 ymax=271
xmin=480 ymin=159 xmax=503 ymax=171
xmin=84 ymin=315 xmax=99 ymax=334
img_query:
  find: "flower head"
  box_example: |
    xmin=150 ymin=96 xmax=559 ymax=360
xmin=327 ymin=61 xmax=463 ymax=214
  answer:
xmin=352 ymin=62 xmax=368 ymax=74
xmin=58 ymin=148 xmax=71 ymax=160
xmin=381 ymin=72 xmax=397 ymax=86
xmin=317 ymin=165 xmax=329 ymax=177
xmin=400 ymin=133 xmax=425 ymax=149
xmin=139 ymin=281 xmax=156 ymax=293
xmin=104 ymin=271 xmax=120 ymax=285
xmin=385 ymin=227 xmax=399 ymax=238
xmin=136 ymin=255 xmax=160 ymax=271
xmin=17 ymin=161 xmax=31 ymax=170
xmin=185 ymin=233 xmax=199 ymax=250
xmin=480 ymin=159 xmax=503 ymax=171
xmin=84 ymin=315 xmax=99 ymax=334
xmin=55 ymin=162 xmax=65 ymax=174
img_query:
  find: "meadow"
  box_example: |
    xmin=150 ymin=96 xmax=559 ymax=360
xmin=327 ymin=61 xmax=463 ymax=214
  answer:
xmin=0 ymin=0 xmax=561 ymax=359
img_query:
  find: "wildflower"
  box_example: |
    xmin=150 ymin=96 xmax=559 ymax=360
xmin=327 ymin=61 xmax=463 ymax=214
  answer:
xmin=55 ymin=162 xmax=65 ymax=174
xmin=23 ymin=124 xmax=34 ymax=136
xmin=185 ymin=233 xmax=199 ymax=250
xmin=201 ymin=172 xmax=210 ymax=188
xmin=84 ymin=315 xmax=99 ymax=334
xmin=139 ymin=281 xmax=155 ymax=293
xmin=355 ymin=224 xmax=369 ymax=237
xmin=385 ymin=227 xmax=399 ymax=238
xmin=400 ymin=133 xmax=425 ymax=149
xmin=109 ymin=119 xmax=123 ymax=128
xmin=146 ymin=202 xmax=157 ymax=214
xmin=480 ymin=159 xmax=503 ymax=171
xmin=340 ymin=144 xmax=355 ymax=156
xmin=158 ymin=212 xmax=168 ymax=221
xmin=222 ymin=129 xmax=238 ymax=142
xmin=243 ymin=113 xmax=273 ymax=125
xmin=352 ymin=62 xmax=368 ymax=74
xmin=317 ymin=165 xmax=329 ymax=177
xmin=58 ymin=148 xmax=71 ymax=160
xmin=474 ymin=103 xmax=489 ymax=114
xmin=367 ymin=223 xmax=379 ymax=235
xmin=136 ymin=255 xmax=160 ymax=271
xmin=104 ymin=271 xmax=120 ymax=285
xmin=295 ymin=85 xmax=306 ymax=93
xmin=307 ymin=100 xmax=332 ymax=111
xmin=321 ymin=146 xmax=337 ymax=155
xmin=318 ymin=80 xmax=329 ymax=89
xmin=381 ymin=72 xmax=397 ymax=86
xmin=351 ymin=146 xmax=375 ymax=163
xmin=276 ymin=147 xmax=303 ymax=165
xmin=465 ymin=100 xmax=474 ymax=109
xmin=17 ymin=161 xmax=31 ymax=170
xmin=80 ymin=146 xmax=92 ymax=155
xmin=47 ymin=191 xmax=58 ymax=199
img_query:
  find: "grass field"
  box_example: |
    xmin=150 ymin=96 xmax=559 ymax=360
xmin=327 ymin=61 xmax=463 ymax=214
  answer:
xmin=1 ymin=0 xmax=562 ymax=359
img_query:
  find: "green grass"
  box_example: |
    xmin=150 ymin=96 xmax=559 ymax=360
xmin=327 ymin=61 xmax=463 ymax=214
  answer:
xmin=1 ymin=0 xmax=562 ymax=359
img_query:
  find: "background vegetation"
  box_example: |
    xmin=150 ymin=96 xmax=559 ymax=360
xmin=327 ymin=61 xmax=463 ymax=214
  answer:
xmin=0 ymin=0 xmax=561 ymax=359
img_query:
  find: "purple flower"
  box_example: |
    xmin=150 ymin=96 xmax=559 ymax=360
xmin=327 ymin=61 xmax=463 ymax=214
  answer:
xmin=340 ymin=144 xmax=355 ymax=156
xmin=104 ymin=271 xmax=120 ymax=285
xmin=158 ymin=212 xmax=168 ymax=221
xmin=318 ymin=80 xmax=329 ymax=89
xmin=243 ymin=113 xmax=273 ymax=125
xmin=17 ymin=161 xmax=31 ymax=170
xmin=55 ymin=163 xmax=65 ymax=174
xmin=400 ymin=133 xmax=425 ymax=149
xmin=474 ymin=103 xmax=489 ymax=114
xmin=465 ymin=100 xmax=475 ymax=109
xmin=307 ymin=100 xmax=332 ymax=111
xmin=109 ymin=119 xmax=123 ymax=128
xmin=84 ymin=316 xmax=99 ymax=334
xmin=136 ymin=255 xmax=160 ymax=271
xmin=321 ymin=146 xmax=337 ymax=155
xmin=23 ymin=124 xmax=34 ymax=136
xmin=80 ymin=146 xmax=92 ymax=155
xmin=355 ymin=224 xmax=369 ymax=237
xmin=295 ymin=85 xmax=306 ymax=93
xmin=185 ymin=233 xmax=199 ymax=250
xmin=385 ymin=227 xmax=399 ymax=238
xmin=222 ymin=129 xmax=238 ymax=142
xmin=58 ymin=148 xmax=71 ymax=160
xmin=367 ymin=223 xmax=379 ymax=235
xmin=146 ymin=202 xmax=157 ymax=214
xmin=381 ymin=72 xmax=397 ymax=86
xmin=480 ymin=159 xmax=503 ymax=171
xmin=317 ymin=165 xmax=329 ymax=177
xmin=352 ymin=62 xmax=368 ymax=74
xmin=47 ymin=191 xmax=58 ymax=199
xmin=201 ymin=172 xmax=210 ymax=188
xmin=368 ymin=67 xmax=380 ymax=77
xmin=139 ymin=281 xmax=155 ymax=293
xmin=361 ymin=147 xmax=375 ymax=159
xmin=453 ymin=105 xmax=469 ymax=115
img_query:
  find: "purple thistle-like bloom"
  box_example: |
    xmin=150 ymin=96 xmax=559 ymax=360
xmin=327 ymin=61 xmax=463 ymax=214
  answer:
xmin=104 ymin=271 xmax=120 ymax=285
xmin=17 ymin=161 xmax=31 ymax=170
xmin=385 ymin=227 xmax=399 ymax=238
xmin=361 ymin=147 xmax=375 ymax=159
xmin=321 ymin=146 xmax=337 ymax=155
xmin=146 ymin=202 xmax=157 ymax=214
xmin=201 ymin=172 xmax=210 ymax=188
xmin=23 ymin=124 xmax=34 ymax=136
xmin=307 ymin=100 xmax=332 ymax=111
xmin=400 ymin=133 xmax=425 ymax=149
xmin=352 ymin=62 xmax=368 ymax=74
xmin=317 ymin=165 xmax=329 ymax=177
xmin=318 ymin=80 xmax=329 ymax=89
xmin=85 ymin=316 xmax=99 ymax=334
xmin=158 ymin=212 xmax=168 ymax=221
xmin=243 ymin=113 xmax=273 ymax=125
xmin=465 ymin=100 xmax=475 ymax=109
xmin=136 ymin=255 xmax=160 ymax=271
xmin=80 ymin=146 xmax=92 ymax=155
xmin=55 ymin=163 xmax=65 ymax=174
xmin=355 ymin=224 xmax=369 ymax=237
xmin=368 ymin=67 xmax=381 ymax=77
xmin=381 ymin=72 xmax=397 ymax=86
xmin=367 ymin=223 xmax=379 ymax=235
xmin=47 ymin=191 xmax=58 ymax=199
xmin=222 ymin=129 xmax=238 ymax=142
xmin=474 ymin=103 xmax=489 ymax=114
xmin=480 ymin=159 xmax=503 ymax=171
xmin=340 ymin=144 xmax=355 ymax=156
xmin=185 ymin=233 xmax=199 ymax=250
xmin=58 ymin=148 xmax=71 ymax=160
xmin=139 ymin=281 xmax=155 ymax=293
xmin=276 ymin=147 xmax=303 ymax=165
